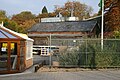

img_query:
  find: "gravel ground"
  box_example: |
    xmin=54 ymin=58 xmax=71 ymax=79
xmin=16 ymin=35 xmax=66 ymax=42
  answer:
xmin=0 ymin=70 xmax=120 ymax=80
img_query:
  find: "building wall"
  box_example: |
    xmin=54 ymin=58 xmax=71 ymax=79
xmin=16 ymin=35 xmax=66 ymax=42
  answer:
xmin=28 ymin=31 xmax=87 ymax=45
xmin=25 ymin=58 xmax=33 ymax=69
xmin=33 ymin=37 xmax=48 ymax=45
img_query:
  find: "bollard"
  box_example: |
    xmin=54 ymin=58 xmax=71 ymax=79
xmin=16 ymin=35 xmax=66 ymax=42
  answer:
xmin=34 ymin=65 xmax=39 ymax=72
xmin=34 ymin=61 xmax=45 ymax=72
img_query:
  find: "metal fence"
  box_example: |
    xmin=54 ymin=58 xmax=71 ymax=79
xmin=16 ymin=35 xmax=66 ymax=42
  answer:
xmin=49 ymin=39 xmax=120 ymax=68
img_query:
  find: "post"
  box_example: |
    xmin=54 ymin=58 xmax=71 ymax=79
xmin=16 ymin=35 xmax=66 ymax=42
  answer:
xmin=85 ymin=39 xmax=87 ymax=67
xmin=1 ymin=21 xmax=3 ymax=27
xmin=101 ymin=0 xmax=104 ymax=50
xmin=49 ymin=33 xmax=52 ymax=68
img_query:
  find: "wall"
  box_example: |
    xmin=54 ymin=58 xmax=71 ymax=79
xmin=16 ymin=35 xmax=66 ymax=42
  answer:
xmin=25 ymin=58 xmax=33 ymax=68
xmin=28 ymin=31 xmax=87 ymax=45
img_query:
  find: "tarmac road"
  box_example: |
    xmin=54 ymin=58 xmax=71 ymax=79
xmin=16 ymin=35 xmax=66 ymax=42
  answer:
xmin=0 ymin=70 xmax=120 ymax=80
xmin=0 ymin=55 xmax=120 ymax=80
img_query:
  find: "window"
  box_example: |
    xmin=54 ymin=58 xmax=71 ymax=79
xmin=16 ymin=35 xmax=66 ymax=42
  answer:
xmin=0 ymin=43 xmax=8 ymax=56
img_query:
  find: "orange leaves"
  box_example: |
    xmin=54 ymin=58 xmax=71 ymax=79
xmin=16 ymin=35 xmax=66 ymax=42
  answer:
xmin=54 ymin=1 xmax=93 ymax=19
xmin=105 ymin=0 xmax=120 ymax=32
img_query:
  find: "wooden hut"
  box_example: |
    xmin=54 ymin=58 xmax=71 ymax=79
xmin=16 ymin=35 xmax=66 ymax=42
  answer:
xmin=0 ymin=23 xmax=34 ymax=74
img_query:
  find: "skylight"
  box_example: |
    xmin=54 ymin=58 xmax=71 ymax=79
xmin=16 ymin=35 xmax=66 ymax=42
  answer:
xmin=0 ymin=29 xmax=17 ymax=39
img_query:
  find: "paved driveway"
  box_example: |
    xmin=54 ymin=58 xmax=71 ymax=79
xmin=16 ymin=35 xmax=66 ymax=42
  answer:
xmin=0 ymin=70 xmax=120 ymax=80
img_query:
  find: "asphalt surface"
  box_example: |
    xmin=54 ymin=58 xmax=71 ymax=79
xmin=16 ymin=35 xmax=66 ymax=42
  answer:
xmin=0 ymin=55 xmax=120 ymax=80
xmin=0 ymin=70 xmax=120 ymax=80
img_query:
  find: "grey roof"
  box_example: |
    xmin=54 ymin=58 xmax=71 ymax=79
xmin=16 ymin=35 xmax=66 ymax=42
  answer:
xmin=28 ymin=16 xmax=101 ymax=32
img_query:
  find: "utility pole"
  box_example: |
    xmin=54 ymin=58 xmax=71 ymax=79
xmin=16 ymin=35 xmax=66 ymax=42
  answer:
xmin=101 ymin=0 xmax=104 ymax=50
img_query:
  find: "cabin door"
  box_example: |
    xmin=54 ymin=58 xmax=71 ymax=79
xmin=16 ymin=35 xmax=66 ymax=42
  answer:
xmin=10 ymin=42 xmax=18 ymax=71
xmin=0 ymin=42 xmax=8 ymax=71
xmin=0 ymin=42 xmax=18 ymax=72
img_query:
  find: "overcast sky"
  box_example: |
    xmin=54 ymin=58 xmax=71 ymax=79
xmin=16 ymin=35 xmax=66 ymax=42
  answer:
xmin=0 ymin=0 xmax=100 ymax=16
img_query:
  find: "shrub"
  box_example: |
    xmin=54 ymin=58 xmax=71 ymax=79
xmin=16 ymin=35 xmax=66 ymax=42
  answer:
xmin=58 ymin=39 xmax=120 ymax=68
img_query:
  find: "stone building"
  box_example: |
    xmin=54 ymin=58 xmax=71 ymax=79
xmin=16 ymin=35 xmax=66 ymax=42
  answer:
xmin=28 ymin=16 xmax=101 ymax=46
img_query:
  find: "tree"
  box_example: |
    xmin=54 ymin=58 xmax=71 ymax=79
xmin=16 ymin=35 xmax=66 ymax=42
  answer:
xmin=6 ymin=20 xmax=23 ymax=32
xmin=0 ymin=10 xmax=7 ymax=24
xmin=42 ymin=6 xmax=48 ymax=14
xmin=36 ymin=13 xmax=49 ymax=22
xmin=48 ymin=12 xmax=56 ymax=17
xmin=54 ymin=1 xmax=93 ymax=20
xmin=98 ymin=0 xmax=120 ymax=38
xmin=11 ymin=11 xmax=36 ymax=33
xmin=0 ymin=10 xmax=23 ymax=32
xmin=36 ymin=6 xmax=50 ymax=22
xmin=37 ymin=13 xmax=49 ymax=18
xmin=104 ymin=0 xmax=120 ymax=32
xmin=21 ymin=19 xmax=36 ymax=33
xmin=0 ymin=10 xmax=7 ymax=19
xmin=0 ymin=10 xmax=8 ymax=24
xmin=11 ymin=11 xmax=36 ymax=25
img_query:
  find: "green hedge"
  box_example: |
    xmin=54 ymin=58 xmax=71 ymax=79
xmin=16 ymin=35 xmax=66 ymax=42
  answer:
xmin=58 ymin=40 xmax=120 ymax=68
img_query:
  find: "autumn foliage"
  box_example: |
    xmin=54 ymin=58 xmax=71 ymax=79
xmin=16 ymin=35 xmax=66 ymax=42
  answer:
xmin=1 ymin=0 xmax=120 ymax=37
xmin=105 ymin=0 xmax=120 ymax=31
xmin=103 ymin=0 xmax=120 ymax=38
xmin=54 ymin=1 xmax=93 ymax=20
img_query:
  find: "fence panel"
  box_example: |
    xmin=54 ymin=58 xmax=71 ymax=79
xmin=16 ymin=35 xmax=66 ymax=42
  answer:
xmin=50 ymin=39 xmax=120 ymax=68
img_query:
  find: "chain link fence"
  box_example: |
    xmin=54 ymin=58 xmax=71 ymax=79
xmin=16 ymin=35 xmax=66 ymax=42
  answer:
xmin=50 ymin=38 xmax=120 ymax=68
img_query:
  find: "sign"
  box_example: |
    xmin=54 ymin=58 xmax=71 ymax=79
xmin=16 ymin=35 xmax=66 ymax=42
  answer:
xmin=1 ymin=48 xmax=6 ymax=52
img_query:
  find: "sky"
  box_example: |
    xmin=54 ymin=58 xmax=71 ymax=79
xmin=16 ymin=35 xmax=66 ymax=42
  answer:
xmin=0 ymin=0 xmax=100 ymax=16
